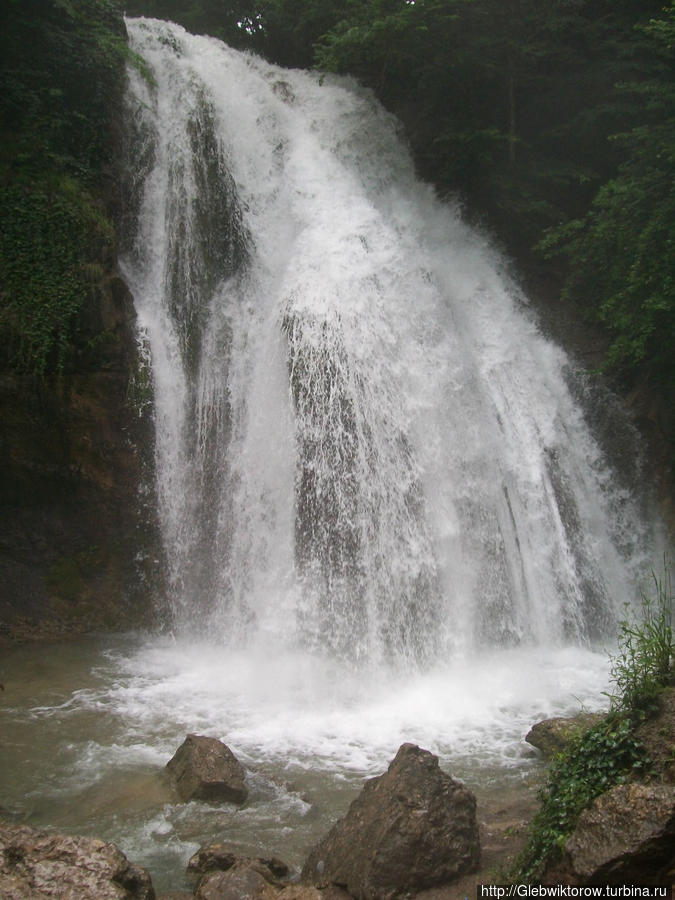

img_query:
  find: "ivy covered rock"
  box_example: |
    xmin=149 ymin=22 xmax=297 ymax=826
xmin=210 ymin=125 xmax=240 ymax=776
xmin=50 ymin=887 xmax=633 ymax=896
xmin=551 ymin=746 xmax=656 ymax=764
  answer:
xmin=549 ymin=782 xmax=675 ymax=885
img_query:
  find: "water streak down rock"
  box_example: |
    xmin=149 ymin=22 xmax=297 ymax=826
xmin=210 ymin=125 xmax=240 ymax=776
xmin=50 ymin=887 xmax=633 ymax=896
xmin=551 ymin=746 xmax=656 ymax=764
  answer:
xmin=302 ymin=743 xmax=479 ymax=897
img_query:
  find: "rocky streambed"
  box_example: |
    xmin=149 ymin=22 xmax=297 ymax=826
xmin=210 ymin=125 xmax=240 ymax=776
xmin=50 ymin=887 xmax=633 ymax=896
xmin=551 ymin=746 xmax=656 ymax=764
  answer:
xmin=2 ymin=691 xmax=674 ymax=899
xmin=0 ymin=740 xmax=530 ymax=899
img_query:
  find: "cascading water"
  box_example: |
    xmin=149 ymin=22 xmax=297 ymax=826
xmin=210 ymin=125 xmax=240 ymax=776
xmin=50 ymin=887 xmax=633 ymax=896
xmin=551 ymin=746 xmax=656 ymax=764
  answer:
xmin=121 ymin=17 xmax=655 ymax=662
xmin=1 ymin=17 xmax=667 ymax=893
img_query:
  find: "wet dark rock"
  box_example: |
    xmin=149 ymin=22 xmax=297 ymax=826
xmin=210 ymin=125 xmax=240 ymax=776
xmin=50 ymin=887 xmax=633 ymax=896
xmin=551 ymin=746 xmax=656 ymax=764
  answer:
xmin=0 ymin=272 xmax=158 ymax=644
xmin=191 ymin=858 xmax=349 ymax=900
xmin=635 ymin=686 xmax=675 ymax=783
xmin=547 ymin=782 xmax=675 ymax=885
xmin=187 ymin=842 xmax=289 ymax=882
xmin=187 ymin=843 xmax=237 ymax=875
xmin=195 ymin=864 xmax=279 ymax=900
xmin=278 ymin=888 xmax=351 ymax=900
xmin=155 ymin=893 xmax=193 ymax=900
xmin=0 ymin=822 xmax=155 ymax=899
xmin=166 ymin=734 xmax=248 ymax=804
xmin=525 ymin=713 xmax=603 ymax=758
xmin=302 ymin=742 xmax=480 ymax=898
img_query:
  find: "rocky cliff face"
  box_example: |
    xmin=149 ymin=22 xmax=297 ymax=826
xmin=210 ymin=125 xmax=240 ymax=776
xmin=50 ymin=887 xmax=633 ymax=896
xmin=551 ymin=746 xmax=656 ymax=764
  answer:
xmin=0 ymin=271 xmax=157 ymax=642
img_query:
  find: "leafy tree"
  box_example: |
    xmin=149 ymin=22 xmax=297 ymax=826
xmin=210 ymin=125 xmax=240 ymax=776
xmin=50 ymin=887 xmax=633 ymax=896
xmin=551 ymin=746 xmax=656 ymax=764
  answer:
xmin=0 ymin=0 xmax=128 ymax=373
xmin=0 ymin=0 xmax=128 ymax=181
xmin=539 ymin=3 xmax=675 ymax=392
xmin=311 ymin=0 xmax=666 ymax=242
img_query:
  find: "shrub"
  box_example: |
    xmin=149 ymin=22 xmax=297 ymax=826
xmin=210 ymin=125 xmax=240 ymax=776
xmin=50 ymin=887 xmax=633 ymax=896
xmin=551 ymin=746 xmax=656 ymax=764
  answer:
xmin=608 ymin=566 xmax=674 ymax=715
xmin=512 ymin=564 xmax=673 ymax=882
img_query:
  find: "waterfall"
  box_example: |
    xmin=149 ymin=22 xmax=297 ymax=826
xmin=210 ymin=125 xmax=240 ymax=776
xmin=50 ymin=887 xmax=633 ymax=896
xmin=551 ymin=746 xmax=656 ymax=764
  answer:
xmin=2 ymin=21 xmax=669 ymax=888
xmin=121 ymin=17 xmax=659 ymax=669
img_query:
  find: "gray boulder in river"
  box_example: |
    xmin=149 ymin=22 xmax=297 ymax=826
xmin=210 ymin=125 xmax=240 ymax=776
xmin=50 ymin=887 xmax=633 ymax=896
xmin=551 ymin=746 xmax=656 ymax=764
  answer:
xmin=302 ymin=742 xmax=480 ymax=897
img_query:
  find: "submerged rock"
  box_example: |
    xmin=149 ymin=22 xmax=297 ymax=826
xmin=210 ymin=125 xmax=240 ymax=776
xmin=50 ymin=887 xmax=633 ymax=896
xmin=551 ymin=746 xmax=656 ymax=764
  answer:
xmin=189 ymin=848 xmax=290 ymax=900
xmin=166 ymin=734 xmax=248 ymax=804
xmin=559 ymin=782 xmax=675 ymax=885
xmin=187 ymin=842 xmax=289 ymax=882
xmin=525 ymin=713 xmax=603 ymax=758
xmin=302 ymin=742 xmax=480 ymax=898
xmin=0 ymin=823 xmax=154 ymax=899
xmin=195 ymin=864 xmax=279 ymax=900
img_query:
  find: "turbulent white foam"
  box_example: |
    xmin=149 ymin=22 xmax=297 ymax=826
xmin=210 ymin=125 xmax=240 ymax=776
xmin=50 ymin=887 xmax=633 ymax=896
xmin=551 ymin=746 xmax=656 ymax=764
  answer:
xmin=71 ymin=637 xmax=611 ymax=777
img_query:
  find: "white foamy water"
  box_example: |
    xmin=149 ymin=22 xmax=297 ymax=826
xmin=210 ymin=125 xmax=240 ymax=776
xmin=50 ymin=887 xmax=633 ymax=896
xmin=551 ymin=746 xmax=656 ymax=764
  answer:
xmin=92 ymin=639 xmax=613 ymax=773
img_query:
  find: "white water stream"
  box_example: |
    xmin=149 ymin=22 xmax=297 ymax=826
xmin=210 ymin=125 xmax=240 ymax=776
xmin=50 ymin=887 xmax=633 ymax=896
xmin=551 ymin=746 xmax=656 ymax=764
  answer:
xmin=0 ymin=17 xmax=667 ymax=892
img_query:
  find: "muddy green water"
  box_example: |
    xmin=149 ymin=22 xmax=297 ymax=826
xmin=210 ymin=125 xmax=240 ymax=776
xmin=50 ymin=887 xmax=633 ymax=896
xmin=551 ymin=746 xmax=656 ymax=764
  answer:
xmin=0 ymin=634 xmax=612 ymax=892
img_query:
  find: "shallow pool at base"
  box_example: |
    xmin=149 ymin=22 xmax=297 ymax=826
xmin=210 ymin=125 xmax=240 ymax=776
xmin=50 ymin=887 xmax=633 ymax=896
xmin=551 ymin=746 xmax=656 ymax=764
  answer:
xmin=0 ymin=633 xmax=614 ymax=891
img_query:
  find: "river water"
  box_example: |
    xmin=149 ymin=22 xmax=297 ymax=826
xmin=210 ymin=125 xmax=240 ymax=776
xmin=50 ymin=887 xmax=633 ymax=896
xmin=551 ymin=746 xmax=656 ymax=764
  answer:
xmin=1 ymin=635 xmax=613 ymax=891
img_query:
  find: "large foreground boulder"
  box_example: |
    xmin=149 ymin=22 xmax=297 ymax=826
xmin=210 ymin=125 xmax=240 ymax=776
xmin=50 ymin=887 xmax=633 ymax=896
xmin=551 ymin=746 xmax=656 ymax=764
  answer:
xmin=0 ymin=823 xmax=154 ymax=899
xmin=548 ymin=782 xmax=675 ymax=885
xmin=302 ymin=743 xmax=480 ymax=898
xmin=166 ymin=734 xmax=248 ymax=804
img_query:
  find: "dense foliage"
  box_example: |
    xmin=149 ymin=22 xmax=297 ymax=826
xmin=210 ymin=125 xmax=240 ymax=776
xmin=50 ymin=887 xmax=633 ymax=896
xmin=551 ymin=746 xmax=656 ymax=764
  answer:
xmin=0 ymin=177 xmax=113 ymax=372
xmin=0 ymin=0 xmax=127 ymax=373
xmin=514 ymin=715 xmax=650 ymax=882
xmin=513 ymin=569 xmax=674 ymax=882
xmin=539 ymin=8 xmax=675 ymax=392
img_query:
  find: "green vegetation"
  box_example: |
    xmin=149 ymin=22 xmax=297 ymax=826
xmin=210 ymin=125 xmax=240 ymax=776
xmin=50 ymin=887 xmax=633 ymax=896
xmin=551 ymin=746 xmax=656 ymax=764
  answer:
xmin=514 ymin=716 xmax=649 ymax=882
xmin=0 ymin=177 xmax=113 ymax=372
xmin=513 ymin=567 xmax=674 ymax=882
xmin=608 ymin=567 xmax=674 ymax=714
xmin=0 ymin=0 xmax=128 ymax=373
xmin=538 ymin=6 xmax=675 ymax=392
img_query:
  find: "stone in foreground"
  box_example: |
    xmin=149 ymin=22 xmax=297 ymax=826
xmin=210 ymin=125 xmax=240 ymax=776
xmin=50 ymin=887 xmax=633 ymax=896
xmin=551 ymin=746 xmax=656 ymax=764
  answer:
xmin=195 ymin=864 xmax=279 ymax=900
xmin=0 ymin=823 xmax=154 ymax=899
xmin=187 ymin=842 xmax=289 ymax=882
xmin=166 ymin=734 xmax=248 ymax=804
xmin=561 ymin=782 xmax=675 ymax=885
xmin=302 ymin=742 xmax=480 ymax=898
xmin=525 ymin=713 xmax=603 ymax=758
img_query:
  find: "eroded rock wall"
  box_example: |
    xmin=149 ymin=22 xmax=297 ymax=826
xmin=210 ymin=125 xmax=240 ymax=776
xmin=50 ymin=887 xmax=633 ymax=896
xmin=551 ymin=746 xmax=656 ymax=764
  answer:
xmin=0 ymin=273 xmax=157 ymax=642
